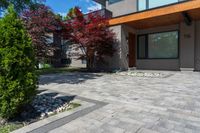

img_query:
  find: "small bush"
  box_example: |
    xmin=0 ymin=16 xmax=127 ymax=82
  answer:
xmin=43 ymin=63 xmax=52 ymax=69
xmin=0 ymin=5 xmax=38 ymax=119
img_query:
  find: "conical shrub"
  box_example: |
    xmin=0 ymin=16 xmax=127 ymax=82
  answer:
xmin=0 ymin=5 xmax=38 ymax=119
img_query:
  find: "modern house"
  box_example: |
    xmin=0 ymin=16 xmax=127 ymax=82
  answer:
xmin=93 ymin=0 xmax=200 ymax=71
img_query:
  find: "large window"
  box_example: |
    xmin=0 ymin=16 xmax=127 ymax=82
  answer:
xmin=138 ymin=31 xmax=179 ymax=59
xmin=138 ymin=0 xmax=186 ymax=11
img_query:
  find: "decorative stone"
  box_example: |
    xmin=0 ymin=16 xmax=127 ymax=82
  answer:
xmin=40 ymin=113 xmax=47 ymax=119
xmin=117 ymin=71 xmax=166 ymax=78
xmin=0 ymin=118 xmax=7 ymax=125
xmin=47 ymin=111 xmax=54 ymax=116
xmin=32 ymin=93 xmax=70 ymax=118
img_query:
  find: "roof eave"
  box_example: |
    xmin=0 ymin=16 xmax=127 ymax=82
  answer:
xmin=93 ymin=0 xmax=106 ymax=6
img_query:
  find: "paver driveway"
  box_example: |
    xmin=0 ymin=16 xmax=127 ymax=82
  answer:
xmin=39 ymin=71 xmax=200 ymax=133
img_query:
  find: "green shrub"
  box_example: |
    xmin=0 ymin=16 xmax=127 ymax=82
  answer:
xmin=0 ymin=5 xmax=38 ymax=119
xmin=43 ymin=63 xmax=52 ymax=69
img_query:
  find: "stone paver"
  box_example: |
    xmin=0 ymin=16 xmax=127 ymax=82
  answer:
xmin=39 ymin=71 xmax=200 ymax=133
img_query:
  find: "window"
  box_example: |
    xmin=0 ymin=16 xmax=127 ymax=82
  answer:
xmin=138 ymin=31 xmax=179 ymax=59
xmin=138 ymin=0 xmax=147 ymax=11
xmin=149 ymin=0 xmax=179 ymax=9
xmin=109 ymin=0 xmax=122 ymax=4
xmin=138 ymin=35 xmax=146 ymax=58
xmin=82 ymin=59 xmax=87 ymax=64
xmin=137 ymin=0 xmax=185 ymax=11
xmin=45 ymin=33 xmax=54 ymax=44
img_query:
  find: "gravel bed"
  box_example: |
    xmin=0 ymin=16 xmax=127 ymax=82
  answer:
xmin=32 ymin=94 xmax=72 ymax=119
xmin=0 ymin=92 xmax=80 ymax=133
xmin=117 ymin=71 xmax=172 ymax=78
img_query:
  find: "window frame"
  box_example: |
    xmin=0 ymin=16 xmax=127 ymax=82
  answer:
xmin=137 ymin=30 xmax=180 ymax=60
xmin=137 ymin=0 xmax=148 ymax=11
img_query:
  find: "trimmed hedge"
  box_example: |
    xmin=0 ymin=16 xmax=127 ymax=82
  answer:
xmin=0 ymin=5 xmax=38 ymax=119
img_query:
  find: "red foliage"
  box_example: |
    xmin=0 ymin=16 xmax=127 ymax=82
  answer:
xmin=22 ymin=4 xmax=61 ymax=62
xmin=64 ymin=7 xmax=116 ymax=69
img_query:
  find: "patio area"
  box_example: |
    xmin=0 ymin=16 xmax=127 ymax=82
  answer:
xmin=34 ymin=71 xmax=200 ymax=132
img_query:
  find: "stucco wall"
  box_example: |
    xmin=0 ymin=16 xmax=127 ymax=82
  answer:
xmin=66 ymin=45 xmax=86 ymax=68
xmin=98 ymin=23 xmax=197 ymax=71
xmin=106 ymin=0 xmax=137 ymax=17
xmin=94 ymin=22 xmax=199 ymax=71
xmin=70 ymin=59 xmax=86 ymax=68
xmin=195 ymin=21 xmax=200 ymax=71
xmin=106 ymin=24 xmax=181 ymax=71
xmin=180 ymin=22 xmax=195 ymax=70
xmin=108 ymin=25 xmax=123 ymax=70
xmin=95 ymin=25 xmax=123 ymax=71
xmin=121 ymin=25 xmax=137 ymax=69
xmin=96 ymin=25 xmax=137 ymax=71
xmin=136 ymin=25 xmax=180 ymax=70
xmin=137 ymin=60 xmax=179 ymax=70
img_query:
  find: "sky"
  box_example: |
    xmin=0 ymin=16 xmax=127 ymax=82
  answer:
xmin=44 ymin=0 xmax=101 ymax=17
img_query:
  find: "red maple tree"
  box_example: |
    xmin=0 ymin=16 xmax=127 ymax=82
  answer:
xmin=22 ymin=4 xmax=61 ymax=67
xmin=64 ymin=7 xmax=116 ymax=69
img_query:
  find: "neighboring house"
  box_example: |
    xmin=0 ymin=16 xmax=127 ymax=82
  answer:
xmin=93 ymin=0 xmax=200 ymax=71
xmin=61 ymin=40 xmax=87 ymax=68
xmin=46 ymin=32 xmax=86 ymax=68
xmin=42 ymin=32 xmax=63 ymax=67
xmin=44 ymin=8 xmax=113 ymax=68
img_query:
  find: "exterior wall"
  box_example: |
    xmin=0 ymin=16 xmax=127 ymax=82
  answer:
xmin=137 ymin=60 xmax=179 ymax=70
xmin=48 ymin=34 xmax=86 ymax=68
xmin=65 ymin=44 xmax=86 ymax=68
xmin=100 ymin=23 xmax=198 ymax=71
xmin=195 ymin=21 xmax=200 ymax=71
xmin=60 ymin=38 xmax=86 ymax=68
xmin=95 ymin=25 xmax=136 ymax=71
xmin=108 ymin=25 xmax=123 ymax=70
xmin=96 ymin=24 xmax=138 ymax=71
xmin=70 ymin=58 xmax=86 ymax=68
xmin=106 ymin=0 xmax=137 ymax=17
xmin=180 ymin=22 xmax=195 ymax=71
xmin=50 ymin=32 xmax=62 ymax=67
xmin=121 ymin=25 xmax=137 ymax=69
xmin=105 ymin=0 xmax=188 ymax=18
xmin=93 ymin=0 xmax=200 ymax=71
xmin=95 ymin=25 xmax=123 ymax=71
xmin=136 ymin=25 xmax=180 ymax=70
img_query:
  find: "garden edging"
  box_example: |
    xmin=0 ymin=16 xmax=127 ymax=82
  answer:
xmin=12 ymin=89 xmax=108 ymax=133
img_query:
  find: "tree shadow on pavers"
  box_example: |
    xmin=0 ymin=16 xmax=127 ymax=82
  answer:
xmin=39 ymin=72 xmax=103 ymax=85
xmin=56 ymin=95 xmax=76 ymax=102
xmin=7 ymin=91 xmax=76 ymax=126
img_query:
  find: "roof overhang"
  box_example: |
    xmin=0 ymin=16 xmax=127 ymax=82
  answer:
xmin=109 ymin=0 xmax=200 ymax=29
xmin=93 ymin=0 xmax=106 ymax=6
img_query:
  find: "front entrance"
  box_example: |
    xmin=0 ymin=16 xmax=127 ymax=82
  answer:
xmin=128 ymin=33 xmax=136 ymax=67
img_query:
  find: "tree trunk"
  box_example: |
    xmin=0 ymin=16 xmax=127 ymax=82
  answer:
xmin=36 ymin=60 xmax=39 ymax=69
xmin=87 ymin=56 xmax=95 ymax=71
